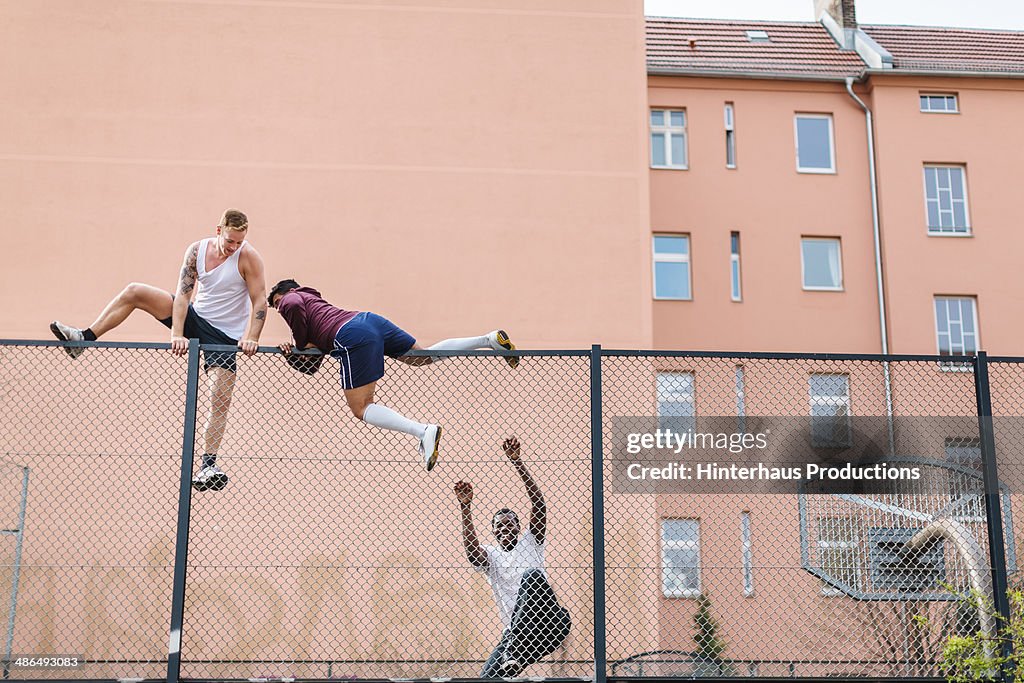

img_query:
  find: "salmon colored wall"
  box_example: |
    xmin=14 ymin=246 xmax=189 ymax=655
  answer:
xmin=648 ymin=77 xmax=881 ymax=354
xmin=0 ymin=0 xmax=652 ymax=350
xmin=869 ymin=75 xmax=1024 ymax=356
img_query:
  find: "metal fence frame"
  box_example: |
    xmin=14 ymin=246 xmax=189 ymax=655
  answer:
xmin=1 ymin=339 xmax=1021 ymax=683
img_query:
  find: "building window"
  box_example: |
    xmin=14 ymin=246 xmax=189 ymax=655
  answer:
xmin=924 ymin=165 xmax=970 ymax=234
xmin=730 ymin=231 xmax=742 ymax=301
xmin=662 ymin=519 xmax=701 ymax=597
xmin=809 ymin=374 xmax=851 ymax=448
xmin=817 ymin=516 xmax=861 ymax=596
xmin=794 ymin=114 xmax=835 ymax=173
xmin=651 ymin=109 xmax=687 ymax=169
xmin=801 ymin=237 xmax=843 ymax=290
xmin=945 ymin=437 xmax=985 ymax=522
xmin=657 ymin=372 xmax=695 ymax=434
xmin=735 ymin=365 xmax=746 ymax=434
xmin=868 ymin=527 xmax=945 ymax=593
xmin=725 ymin=103 xmax=737 ymax=168
xmin=741 ymin=511 xmax=754 ymax=596
xmin=652 ymin=234 xmax=691 ymax=300
xmin=920 ymin=93 xmax=958 ymax=113
xmin=935 ymin=296 xmax=979 ymax=358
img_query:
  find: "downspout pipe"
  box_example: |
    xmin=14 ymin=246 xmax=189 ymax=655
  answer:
xmin=845 ymin=77 xmax=895 ymax=455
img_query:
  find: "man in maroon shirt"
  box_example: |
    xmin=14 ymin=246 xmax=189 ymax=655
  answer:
xmin=268 ymin=279 xmax=518 ymax=471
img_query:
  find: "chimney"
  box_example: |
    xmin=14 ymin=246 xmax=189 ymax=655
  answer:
xmin=814 ymin=0 xmax=857 ymax=49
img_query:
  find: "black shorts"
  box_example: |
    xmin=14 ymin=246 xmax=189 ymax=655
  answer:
xmin=160 ymin=304 xmax=239 ymax=373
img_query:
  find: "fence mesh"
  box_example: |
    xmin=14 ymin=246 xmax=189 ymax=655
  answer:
xmin=0 ymin=342 xmax=1017 ymax=681
xmin=0 ymin=343 xmax=185 ymax=680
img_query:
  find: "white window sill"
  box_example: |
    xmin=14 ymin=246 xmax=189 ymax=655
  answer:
xmin=663 ymin=590 xmax=702 ymax=599
xmin=927 ymin=230 xmax=972 ymax=237
xmin=797 ymin=167 xmax=836 ymax=174
xmin=651 ymin=164 xmax=689 ymax=171
xmin=654 ymin=296 xmax=693 ymax=301
xmin=803 ymin=286 xmax=844 ymax=292
xmin=920 ymin=110 xmax=960 ymax=115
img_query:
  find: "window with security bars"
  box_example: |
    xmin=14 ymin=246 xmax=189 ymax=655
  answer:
xmin=920 ymin=93 xmax=958 ymax=113
xmin=809 ymin=374 xmax=851 ymax=448
xmin=934 ymin=296 xmax=979 ymax=367
xmin=662 ymin=519 xmax=701 ymax=597
xmin=657 ymin=371 xmax=695 ymax=434
xmin=651 ymin=109 xmax=687 ymax=169
xmin=924 ymin=165 xmax=970 ymax=234
xmin=945 ymin=437 xmax=985 ymax=521
xmin=818 ymin=516 xmax=862 ymax=596
xmin=868 ymin=527 xmax=946 ymax=593
xmin=741 ymin=511 xmax=753 ymax=596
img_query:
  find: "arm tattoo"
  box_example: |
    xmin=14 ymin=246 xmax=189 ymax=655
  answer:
xmin=178 ymin=244 xmax=198 ymax=295
xmin=255 ymin=310 xmax=266 ymax=321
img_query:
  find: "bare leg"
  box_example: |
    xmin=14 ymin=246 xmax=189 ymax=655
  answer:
xmin=397 ymin=343 xmax=434 ymax=367
xmin=203 ymin=367 xmax=237 ymax=456
xmin=343 ymin=382 xmax=377 ymax=419
xmin=88 ymin=283 xmax=174 ymax=337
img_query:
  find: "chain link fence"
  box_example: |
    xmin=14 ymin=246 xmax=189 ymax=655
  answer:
xmin=0 ymin=341 xmax=1019 ymax=681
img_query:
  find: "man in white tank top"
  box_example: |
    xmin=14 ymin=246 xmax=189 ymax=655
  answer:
xmin=455 ymin=437 xmax=571 ymax=678
xmin=49 ymin=209 xmax=268 ymax=492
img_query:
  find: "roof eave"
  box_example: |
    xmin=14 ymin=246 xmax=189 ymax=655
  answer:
xmin=865 ymin=68 xmax=1024 ymax=79
xmin=647 ymin=67 xmax=867 ymax=82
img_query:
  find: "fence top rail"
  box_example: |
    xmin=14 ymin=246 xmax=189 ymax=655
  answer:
xmin=0 ymin=339 xmax=985 ymax=363
xmin=987 ymin=356 xmax=1024 ymax=364
xmin=600 ymin=348 xmax=977 ymax=363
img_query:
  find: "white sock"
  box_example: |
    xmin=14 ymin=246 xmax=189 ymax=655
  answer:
xmin=361 ymin=403 xmax=427 ymax=438
xmin=427 ymin=334 xmax=492 ymax=351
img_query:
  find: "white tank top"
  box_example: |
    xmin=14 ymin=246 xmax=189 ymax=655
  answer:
xmin=192 ymin=238 xmax=251 ymax=340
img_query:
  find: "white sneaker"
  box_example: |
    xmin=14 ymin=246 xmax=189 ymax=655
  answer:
xmin=418 ymin=424 xmax=442 ymax=472
xmin=489 ymin=330 xmax=520 ymax=369
xmin=49 ymin=321 xmax=86 ymax=360
xmin=498 ymin=657 xmax=521 ymax=678
xmin=192 ymin=465 xmax=229 ymax=492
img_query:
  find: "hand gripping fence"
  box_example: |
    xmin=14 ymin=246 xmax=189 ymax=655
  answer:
xmin=1 ymin=339 xmax=1023 ymax=683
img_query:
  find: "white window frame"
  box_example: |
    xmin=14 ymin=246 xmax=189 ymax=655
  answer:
xmin=800 ymin=237 xmax=844 ymax=291
xmin=730 ymin=231 xmax=742 ymax=301
xmin=794 ymin=113 xmax=836 ymax=174
xmin=809 ymin=374 xmax=852 ymax=448
xmin=650 ymin=109 xmax=688 ymax=170
xmin=924 ymin=165 xmax=971 ymax=235
xmin=817 ymin=515 xmax=862 ymax=596
xmin=920 ymin=92 xmax=959 ymax=114
xmin=725 ymin=103 xmax=737 ymax=169
xmin=741 ymin=511 xmax=754 ymax=597
xmin=656 ymin=371 xmax=695 ymax=434
xmin=934 ymin=296 xmax=980 ymax=370
xmin=652 ymin=234 xmax=692 ymax=301
xmin=944 ymin=437 xmax=985 ymax=522
xmin=661 ymin=519 xmax=701 ymax=598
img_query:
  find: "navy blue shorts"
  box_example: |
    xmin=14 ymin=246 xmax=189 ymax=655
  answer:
xmin=160 ymin=304 xmax=239 ymax=373
xmin=331 ymin=312 xmax=416 ymax=390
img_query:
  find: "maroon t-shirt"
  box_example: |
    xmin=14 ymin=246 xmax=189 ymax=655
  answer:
xmin=276 ymin=287 xmax=359 ymax=352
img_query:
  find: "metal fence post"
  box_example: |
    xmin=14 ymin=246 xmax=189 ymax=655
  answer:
xmin=590 ymin=345 xmax=607 ymax=683
xmin=167 ymin=339 xmax=201 ymax=683
xmin=975 ymin=351 xmax=1013 ymax=679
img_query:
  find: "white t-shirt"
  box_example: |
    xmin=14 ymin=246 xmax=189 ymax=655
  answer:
xmin=476 ymin=531 xmax=546 ymax=628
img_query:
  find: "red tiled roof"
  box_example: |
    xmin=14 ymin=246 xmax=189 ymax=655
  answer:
xmin=646 ymin=18 xmax=865 ymax=78
xmin=862 ymin=25 xmax=1024 ymax=73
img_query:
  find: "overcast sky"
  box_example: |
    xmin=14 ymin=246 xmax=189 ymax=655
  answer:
xmin=644 ymin=0 xmax=1024 ymax=30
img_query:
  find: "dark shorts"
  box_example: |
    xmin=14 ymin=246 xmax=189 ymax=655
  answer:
xmin=330 ymin=312 xmax=416 ymax=390
xmin=159 ymin=304 xmax=239 ymax=373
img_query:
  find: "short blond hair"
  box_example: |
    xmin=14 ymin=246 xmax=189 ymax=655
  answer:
xmin=219 ymin=209 xmax=248 ymax=231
